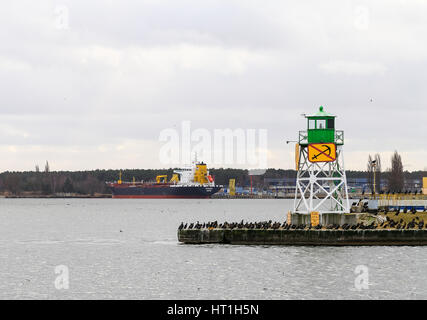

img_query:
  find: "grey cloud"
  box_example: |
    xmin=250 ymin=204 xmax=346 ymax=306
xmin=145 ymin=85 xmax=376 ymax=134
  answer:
xmin=0 ymin=0 xmax=426 ymax=170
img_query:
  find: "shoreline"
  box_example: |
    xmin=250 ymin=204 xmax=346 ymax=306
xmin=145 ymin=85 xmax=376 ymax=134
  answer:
xmin=1 ymin=194 xmax=111 ymax=199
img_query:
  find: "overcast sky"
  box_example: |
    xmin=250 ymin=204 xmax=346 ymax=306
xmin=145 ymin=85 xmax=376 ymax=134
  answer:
xmin=1 ymin=0 xmax=426 ymax=171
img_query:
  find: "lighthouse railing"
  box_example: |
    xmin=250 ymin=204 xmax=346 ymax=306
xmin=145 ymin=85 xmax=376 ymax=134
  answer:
xmin=335 ymin=130 xmax=344 ymax=144
xmin=298 ymin=131 xmax=308 ymax=144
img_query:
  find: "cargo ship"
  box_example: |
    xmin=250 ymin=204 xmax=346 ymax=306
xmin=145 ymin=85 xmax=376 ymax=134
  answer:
xmin=107 ymin=161 xmax=222 ymax=199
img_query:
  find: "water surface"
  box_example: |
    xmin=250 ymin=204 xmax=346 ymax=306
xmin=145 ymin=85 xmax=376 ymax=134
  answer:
xmin=0 ymin=198 xmax=425 ymax=299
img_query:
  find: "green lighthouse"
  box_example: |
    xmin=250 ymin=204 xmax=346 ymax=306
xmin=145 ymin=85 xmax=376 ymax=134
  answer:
xmin=294 ymin=105 xmax=349 ymax=215
xmin=299 ymin=106 xmax=344 ymax=146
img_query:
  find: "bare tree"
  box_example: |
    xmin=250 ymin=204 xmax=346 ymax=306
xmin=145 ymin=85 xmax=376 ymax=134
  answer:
xmin=374 ymin=153 xmax=382 ymax=193
xmin=4 ymin=174 xmax=21 ymax=195
xmin=367 ymin=155 xmax=373 ymax=193
xmin=43 ymin=160 xmax=54 ymax=194
xmin=388 ymin=151 xmax=404 ymax=192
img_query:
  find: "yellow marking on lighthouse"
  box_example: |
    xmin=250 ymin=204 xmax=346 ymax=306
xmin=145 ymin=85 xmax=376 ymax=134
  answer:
xmin=295 ymin=143 xmax=300 ymax=171
xmin=310 ymin=211 xmax=320 ymax=226
xmin=308 ymin=143 xmax=336 ymax=163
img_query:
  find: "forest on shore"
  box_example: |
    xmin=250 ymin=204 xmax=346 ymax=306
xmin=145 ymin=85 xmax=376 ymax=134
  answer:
xmin=0 ymin=165 xmax=425 ymax=196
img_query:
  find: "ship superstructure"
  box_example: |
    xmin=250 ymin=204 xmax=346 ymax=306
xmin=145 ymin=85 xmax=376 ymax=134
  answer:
xmin=107 ymin=160 xmax=221 ymax=199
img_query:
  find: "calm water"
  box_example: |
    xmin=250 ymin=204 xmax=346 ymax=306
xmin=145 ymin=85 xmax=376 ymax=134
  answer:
xmin=0 ymin=198 xmax=426 ymax=299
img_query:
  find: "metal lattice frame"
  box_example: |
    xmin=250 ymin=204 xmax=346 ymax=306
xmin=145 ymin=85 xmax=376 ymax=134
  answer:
xmin=293 ymin=145 xmax=350 ymax=214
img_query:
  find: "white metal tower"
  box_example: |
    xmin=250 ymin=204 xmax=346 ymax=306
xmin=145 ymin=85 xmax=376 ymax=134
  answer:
xmin=293 ymin=106 xmax=350 ymax=214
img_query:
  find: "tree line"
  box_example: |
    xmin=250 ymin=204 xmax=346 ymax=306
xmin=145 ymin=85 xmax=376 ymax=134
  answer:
xmin=0 ymin=155 xmax=424 ymax=195
xmin=366 ymin=150 xmax=417 ymax=193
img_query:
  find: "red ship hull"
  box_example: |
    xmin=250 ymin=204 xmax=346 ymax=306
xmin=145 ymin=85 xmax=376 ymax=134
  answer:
xmin=111 ymin=195 xmax=211 ymax=199
xmin=107 ymin=182 xmax=221 ymax=199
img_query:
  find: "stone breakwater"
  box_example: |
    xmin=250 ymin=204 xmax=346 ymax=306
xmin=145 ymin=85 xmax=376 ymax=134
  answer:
xmin=177 ymin=212 xmax=427 ymax=246
xmin=178 ymin=228 xmax=427 ymax=246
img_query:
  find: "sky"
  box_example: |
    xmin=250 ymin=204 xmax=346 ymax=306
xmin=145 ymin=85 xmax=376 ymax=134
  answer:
xmin=0 ymin=0 xmax=426 ymax=171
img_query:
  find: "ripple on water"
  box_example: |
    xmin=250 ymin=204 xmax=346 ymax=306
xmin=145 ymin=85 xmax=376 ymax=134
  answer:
xmin=1 ymin=198 xmax=427 ymax=299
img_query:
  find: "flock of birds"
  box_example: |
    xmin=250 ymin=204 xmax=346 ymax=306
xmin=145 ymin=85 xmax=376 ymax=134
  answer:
xmin=179 ymin=220 xmax=376 ymax=230
xmin=179 ymin=213 xmax=427 ymax=231
xmin=379 ymin=216 xmax=425 ymax=230
xmin=362 ymin=190 xmax=423 ymax=196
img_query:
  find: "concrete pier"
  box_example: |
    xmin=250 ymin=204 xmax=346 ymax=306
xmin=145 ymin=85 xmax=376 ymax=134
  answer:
xmin=178 ymin=228 xmax=427 ymax=246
